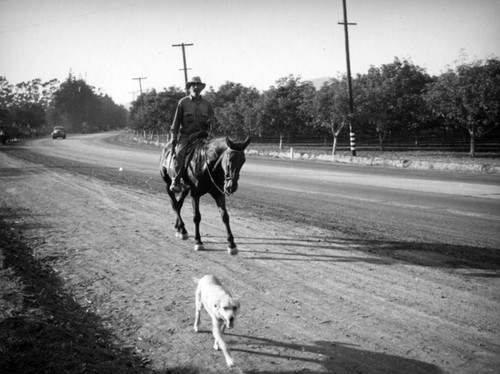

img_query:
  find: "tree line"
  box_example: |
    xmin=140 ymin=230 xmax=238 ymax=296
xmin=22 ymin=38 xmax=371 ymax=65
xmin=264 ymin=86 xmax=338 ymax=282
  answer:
xmin=129 ymin=57 xmax=500 ymax=156
xmin=2 ymin=57 xmax=498 ymax=157
xmin=0 ymin=73 xmax=127 ymax=141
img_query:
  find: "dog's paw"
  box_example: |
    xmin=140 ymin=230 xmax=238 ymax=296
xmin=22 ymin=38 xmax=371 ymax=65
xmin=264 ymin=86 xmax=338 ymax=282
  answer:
xmin=193 ymin=325 xmax=199 ymax=332
xmin=213 ymin=341 xmax=220 ymax=350
xmin=226 ymin=357 xmax=235 ymax=367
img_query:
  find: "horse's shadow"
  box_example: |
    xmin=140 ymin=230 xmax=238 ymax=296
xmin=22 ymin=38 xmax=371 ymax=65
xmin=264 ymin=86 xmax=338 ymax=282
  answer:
xmin=196 ymin=235 xmax=381 ymax=262
xmin=202 ymin=234 xmax=500 ymax=274
xmin=228 ymin=333 xmax=443 ymax=374
xmin=200 ymin=235 xmax=396 ymax=265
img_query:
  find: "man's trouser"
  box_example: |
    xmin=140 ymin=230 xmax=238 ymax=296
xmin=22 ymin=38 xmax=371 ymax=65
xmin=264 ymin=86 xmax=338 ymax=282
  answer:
xmin=172 ymin=135 xmax=190 ymax=183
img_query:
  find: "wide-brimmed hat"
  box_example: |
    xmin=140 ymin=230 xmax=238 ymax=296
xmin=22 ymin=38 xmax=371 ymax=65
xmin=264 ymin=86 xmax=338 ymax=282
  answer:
xmin=186 ymin=76 xmax=206 ymax=90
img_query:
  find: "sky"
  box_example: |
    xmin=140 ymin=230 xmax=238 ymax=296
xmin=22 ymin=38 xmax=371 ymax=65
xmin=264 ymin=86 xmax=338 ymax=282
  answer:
xmin=1 ymin=0 xmax=499 ymax=106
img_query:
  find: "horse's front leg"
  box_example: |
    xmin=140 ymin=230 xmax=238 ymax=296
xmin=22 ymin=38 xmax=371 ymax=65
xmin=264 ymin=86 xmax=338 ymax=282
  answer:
xmin=214 ymin=195 xmax=238 ymax=255
xmin=191 ymin=194 xmax=204 ymax=251
xmin=166 ymin=186 xmax=190 ymax=240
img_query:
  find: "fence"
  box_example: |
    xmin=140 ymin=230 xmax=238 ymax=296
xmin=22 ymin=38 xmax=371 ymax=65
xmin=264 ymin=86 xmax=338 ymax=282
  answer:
xmin=128 ymin=130 xmax=499 ymax=154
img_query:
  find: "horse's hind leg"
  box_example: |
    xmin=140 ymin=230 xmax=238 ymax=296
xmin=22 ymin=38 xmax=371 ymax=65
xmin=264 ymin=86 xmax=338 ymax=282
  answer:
xmin=214 ymin=195 xmax=238 ymax=255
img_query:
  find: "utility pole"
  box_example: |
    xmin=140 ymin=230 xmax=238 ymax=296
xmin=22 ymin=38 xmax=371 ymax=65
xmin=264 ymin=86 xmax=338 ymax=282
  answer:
xmin=132 ymin=77 xmax=147 ymax=109
xmin=338 ymin=0 xmax=357 ymax=156
xmin=172 ymin=42 xmax=193 ymax=92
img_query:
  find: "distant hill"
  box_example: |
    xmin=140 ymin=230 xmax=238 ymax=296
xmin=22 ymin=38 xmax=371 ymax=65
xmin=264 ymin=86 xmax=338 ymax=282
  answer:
xmin=307 ymin=77 xmax=332 ymax=89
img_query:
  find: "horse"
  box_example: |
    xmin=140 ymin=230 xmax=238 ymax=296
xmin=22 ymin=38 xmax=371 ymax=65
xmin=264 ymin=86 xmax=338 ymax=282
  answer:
xmin=160 ymin=136 xmax=251 ymax=255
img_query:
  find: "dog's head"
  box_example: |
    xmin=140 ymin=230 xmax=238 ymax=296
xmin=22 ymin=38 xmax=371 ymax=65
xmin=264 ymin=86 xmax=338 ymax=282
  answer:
xmin=216 ymin=298 xmax=240 ymax=329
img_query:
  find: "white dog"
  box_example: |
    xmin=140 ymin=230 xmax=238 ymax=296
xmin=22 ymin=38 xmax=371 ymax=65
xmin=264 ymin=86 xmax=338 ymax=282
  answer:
xmin=194 ymin=275 xmax=240 ymax=367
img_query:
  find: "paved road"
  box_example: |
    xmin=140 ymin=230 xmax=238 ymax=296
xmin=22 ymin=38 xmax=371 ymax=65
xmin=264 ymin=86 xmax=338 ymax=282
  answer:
xmin=31 ymin=133 xmax=500 ymax=249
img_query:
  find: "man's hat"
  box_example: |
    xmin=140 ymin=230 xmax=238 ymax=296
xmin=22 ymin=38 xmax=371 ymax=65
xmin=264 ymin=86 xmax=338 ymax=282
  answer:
xmin=186 ymin=76 xmax=206 ymax=90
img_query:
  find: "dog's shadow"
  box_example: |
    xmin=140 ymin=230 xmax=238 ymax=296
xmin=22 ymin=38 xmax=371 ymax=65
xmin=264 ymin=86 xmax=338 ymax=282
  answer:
xmin=226 ymin=334 xmax=443 ymax=374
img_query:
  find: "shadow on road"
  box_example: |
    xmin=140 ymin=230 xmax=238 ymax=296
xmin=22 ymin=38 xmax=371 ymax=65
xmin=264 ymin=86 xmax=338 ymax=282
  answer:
xmin=228 ymin=235 xmax=500 ymax=274
xmin=230 ymin=334 xmax=443 ymax=374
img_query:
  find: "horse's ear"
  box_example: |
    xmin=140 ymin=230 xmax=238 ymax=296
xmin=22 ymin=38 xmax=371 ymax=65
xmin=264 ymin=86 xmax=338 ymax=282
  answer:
xmin=226 ymin=136 xmax=235 ymax=149
xmin=226 ymin=136 xmax=251 ymax=151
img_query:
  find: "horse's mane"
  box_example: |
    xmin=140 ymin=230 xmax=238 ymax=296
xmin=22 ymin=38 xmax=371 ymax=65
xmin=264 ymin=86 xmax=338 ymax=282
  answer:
xmin=204 ymin=138 xmax=228 ymax=161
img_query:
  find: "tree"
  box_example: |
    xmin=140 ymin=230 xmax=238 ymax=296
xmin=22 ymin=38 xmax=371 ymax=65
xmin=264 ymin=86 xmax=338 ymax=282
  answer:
xmin=306 ymin=77 xmax=350 ymax=155
xmin=52 ymin=73 xmax=127 ymax=133
xmin=355 ymin=67 xmax=391 ymax=150
xmin=12 ymin=103 xmax=46 ymax=135
xmin=424 ymin=58 xmax=500 ymax=156
xmin=259 ymin=75 xmax=316 ymax=147
xmin=205 ymin=81 xmax=248 ymax=109
xmin=13 ymin=78 xmax=59 ymax=108
xmin=93 ymin=94 xmax=128 ymax=132
xmin=52 ymin=74 xmax=97 ymax=132
xmin=1 ymin=77 xmax=60 ymax=137
xmin=356 ymin=58 xmax=432 ymax=150
xmin=128 ymin=86 xmax=184 ymax=137
xmin=208 ymin=82 xmax=261 ymax=137
xmin=0 ymin=77 xmax=15 ymax=107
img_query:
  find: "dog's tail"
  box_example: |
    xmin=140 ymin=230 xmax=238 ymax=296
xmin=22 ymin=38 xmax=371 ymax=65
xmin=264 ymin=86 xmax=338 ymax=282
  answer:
xmin=192 ymin=277 xmax=200 ymax=285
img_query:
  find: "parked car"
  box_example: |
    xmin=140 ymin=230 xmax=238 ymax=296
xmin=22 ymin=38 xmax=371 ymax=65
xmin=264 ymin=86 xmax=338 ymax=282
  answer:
xmin=51 ymin=126 xmax=66 ymax=139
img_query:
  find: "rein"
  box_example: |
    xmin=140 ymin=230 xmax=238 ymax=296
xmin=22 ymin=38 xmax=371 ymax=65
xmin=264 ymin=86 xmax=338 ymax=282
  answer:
xmin=205 ymin=148 xmax=245 ymax=196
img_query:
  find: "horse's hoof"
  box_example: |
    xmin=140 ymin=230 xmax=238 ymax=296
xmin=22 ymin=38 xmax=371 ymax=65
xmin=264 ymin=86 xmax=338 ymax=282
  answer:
xmin=227 ymin=246 xmax=238 ymax=255
xmin=194 ymin=244 xmax=204 ymax=251
xmin=175 ymin=232 xmax=188 ymax=240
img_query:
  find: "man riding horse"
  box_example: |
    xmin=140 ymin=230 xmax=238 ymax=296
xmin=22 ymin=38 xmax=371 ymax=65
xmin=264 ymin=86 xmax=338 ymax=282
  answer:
xmin=169 ymin=76 xmax=215 ymax=193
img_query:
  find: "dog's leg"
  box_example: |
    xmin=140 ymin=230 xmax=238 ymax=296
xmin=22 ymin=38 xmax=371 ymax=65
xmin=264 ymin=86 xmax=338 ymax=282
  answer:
xmin=212 ymin=318 xmax=234 ymax=367
xmin=194 ymin=288 xmax=202 ymax=332
xmin=213 ymin=322 xmax=222 ymax=350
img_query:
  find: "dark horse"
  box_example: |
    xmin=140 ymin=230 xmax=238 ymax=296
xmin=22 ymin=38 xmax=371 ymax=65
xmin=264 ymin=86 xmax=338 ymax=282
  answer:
xmin=160 ymin=136 xmax=251 ymax=255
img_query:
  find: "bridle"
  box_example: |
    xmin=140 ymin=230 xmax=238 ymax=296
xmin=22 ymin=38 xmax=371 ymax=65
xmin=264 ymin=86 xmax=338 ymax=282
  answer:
xmin=206 ymin=148 xmax=245 ymax=196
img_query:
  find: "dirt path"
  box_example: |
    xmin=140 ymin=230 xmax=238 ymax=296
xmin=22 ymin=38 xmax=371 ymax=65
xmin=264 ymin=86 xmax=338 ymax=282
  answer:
xmin=0 ymin=149 xmax=499 ymax=374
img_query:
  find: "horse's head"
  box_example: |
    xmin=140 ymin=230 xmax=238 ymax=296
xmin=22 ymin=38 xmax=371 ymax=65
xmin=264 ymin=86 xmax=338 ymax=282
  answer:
xmin=221 ymin=136 xmax=251 ymax=195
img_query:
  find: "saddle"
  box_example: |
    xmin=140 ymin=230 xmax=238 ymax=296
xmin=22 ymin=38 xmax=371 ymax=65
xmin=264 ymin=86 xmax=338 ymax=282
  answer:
xmin=175 ymin=132 xmax=210 ymax=177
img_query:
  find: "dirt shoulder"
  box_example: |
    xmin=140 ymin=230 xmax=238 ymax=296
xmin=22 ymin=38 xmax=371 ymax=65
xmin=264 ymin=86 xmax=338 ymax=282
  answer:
xmin=1 ymin=147 xmax=499 ymax=374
